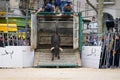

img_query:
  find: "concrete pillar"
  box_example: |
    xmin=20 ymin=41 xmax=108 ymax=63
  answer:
xmin=31 ymin=14 xmax=37 ymax=49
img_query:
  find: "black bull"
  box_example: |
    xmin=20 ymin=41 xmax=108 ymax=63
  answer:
xmin=51 ymin=33 xmax=62 ymax=61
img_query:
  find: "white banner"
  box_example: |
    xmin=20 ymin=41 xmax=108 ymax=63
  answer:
xmin=0 ymin=46 xmax=34 ymax=68
xmin=81 ymin=46 xmax=101 ymax=68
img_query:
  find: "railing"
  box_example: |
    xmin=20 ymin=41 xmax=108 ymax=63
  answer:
xmin=82 ymin=24 xmax=120 ymax=68
xmin=0 ymin=32 xmax=30 ymax=47
xmin=97 ymin=0 xmax=115 ymax=2
xmin=37 ymin=12 xmax=78 ymax=16
xmin=96 ymin=0 xmax=115 ymax=4
xmin=82 ymin=33 xmax=102 ymax=46
xmin=104 ymin=0 xmax=115 ymax=2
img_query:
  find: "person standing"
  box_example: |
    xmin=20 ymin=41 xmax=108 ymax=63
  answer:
xmin=110 ymin=33 xmax=120 ymax=67
xmin=88 ymin=17 xmax=98 ymax=33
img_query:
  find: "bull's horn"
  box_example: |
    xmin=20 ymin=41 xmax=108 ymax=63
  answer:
xmin=50 ymin=47 xmax=54 ymax=51
xmin=59 ymin=47 xmax=63 ymax=51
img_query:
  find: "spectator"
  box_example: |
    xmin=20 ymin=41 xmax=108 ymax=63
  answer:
xmin=89 ymin=35 xmax=98 ymax=46
xmin=23 ymin=39 xmax=29 ymax=46
xmin=54 ymin=0 xmax=61 ymax=13
xmin=83 ymin=36 xmax=90 ymax=46
xmin=110 ymin=33 xmax=120 ymax=67
xmin=61 ymin=0 xmax=73 ymax=13
xmin=60 ymin=0 xmax=72 ymax=11
xmin=88 ymin=17 xmax=98 ymax=33
xmin=35 ymin=2 xmax=55 ymax=14
xmin=62 ymin=2 xmax=73 ymax=13
xmin=18 ymin=37 xmax=24 ymax=46
xmin=97 ymin=36 xmax=103 ymax=46
xmin=9 ymin=37 xmax=13 ymax=46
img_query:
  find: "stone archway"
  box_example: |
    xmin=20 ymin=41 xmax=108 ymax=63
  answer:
xmin=103 ymin=12 xmax=114 ymax=21
xmin=103 ymin=12 xmax=114 ymax=32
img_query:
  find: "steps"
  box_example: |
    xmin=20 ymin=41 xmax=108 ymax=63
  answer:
xmin=34 ymin=49 xmax=81 ymax=67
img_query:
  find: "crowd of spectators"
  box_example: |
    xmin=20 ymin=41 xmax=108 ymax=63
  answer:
xmin=0 ymin=32 xmax=30 ymax=47
xmin=83 ymin=27 xmax=120 ymax=68
xmin=35 ymin=0 xmax=74 ymax=15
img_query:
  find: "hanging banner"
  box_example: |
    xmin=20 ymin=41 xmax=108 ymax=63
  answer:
xmin=81 ymin=46 xmax=101 ymax=68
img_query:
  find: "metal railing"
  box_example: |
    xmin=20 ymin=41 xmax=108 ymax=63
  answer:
xmin=82 ymin=31 xmax=120 ymax=69
xmin=0 ymin=32 xmax=30 ymax=47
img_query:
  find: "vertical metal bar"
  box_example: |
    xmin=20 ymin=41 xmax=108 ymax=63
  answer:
xmin=79 ymin=12 xmax=82 ymax=54
xmin=12 ymin=33 xmax=14 ymax=46
xmin=20 ymin=32 xmax=23 ymax=46
xmin=16 ymin=31 xmax=19 ymax=46
xmin=111 ymin=33 xmax=116 ymax=68
xmin=6 ymin=2 xmax=9 ymax=46
xmin=119 ymin=53 xmax=120 ymax=68
xmin=104 ymin=33 xmax=111 ymax=68
xmin=2 ymin=32 xmax=5 ymax=47
xmin=117 ymin=18 xmax=120 ymax=32
xmin=25 ymin=0 xmax=29 ymax=39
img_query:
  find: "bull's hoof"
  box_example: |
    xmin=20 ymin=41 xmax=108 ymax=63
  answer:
xmin=58 ymin=56 xmax=60 ymax=59
xmin=52 ymin=58 xmax=54 ymax=61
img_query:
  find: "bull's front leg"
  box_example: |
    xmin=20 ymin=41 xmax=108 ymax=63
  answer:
xmin=51 ymin=47 xmax=54 ymax=61
xmin=52 ymin=51 xmax=54 ymax=61
xmin=58 ymin=52 xmax=60 ymax=59
xmin=58 ymin=47 xmax=63 ymax=59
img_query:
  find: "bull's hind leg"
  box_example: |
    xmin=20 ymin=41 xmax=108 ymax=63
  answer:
xmin=58 ymin=52 xmax=60 ymax=59
xmin=52 ymin=57 xmax=54 ymax=61
xmin=52 ymin=54 xmax=54 ymax=61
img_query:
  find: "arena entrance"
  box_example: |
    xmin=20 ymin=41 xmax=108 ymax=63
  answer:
xmin=30 ymin=13 xmax=82 ymax=68
xmin=31 ymin=0 xmax=82 ymax=68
